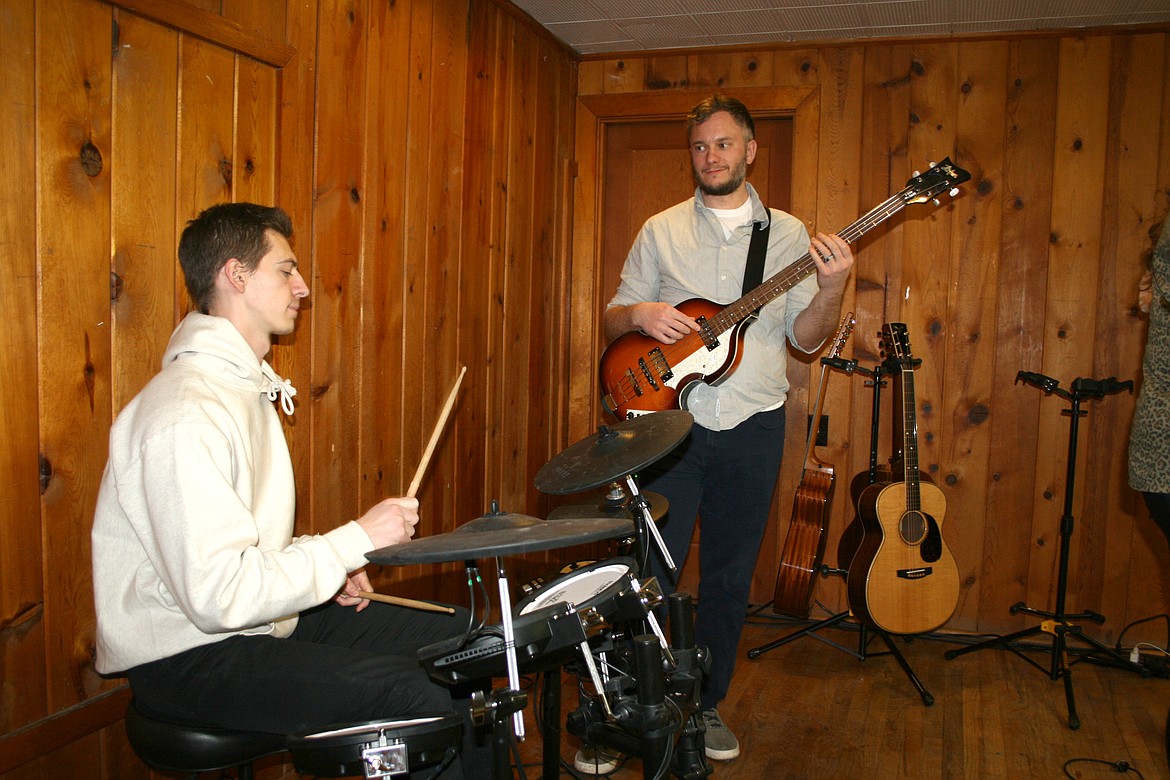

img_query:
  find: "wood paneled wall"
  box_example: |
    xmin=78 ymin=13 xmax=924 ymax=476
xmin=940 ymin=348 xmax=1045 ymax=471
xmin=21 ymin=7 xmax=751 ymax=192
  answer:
xmin=0 ymin=0 xmax=575 ymax=775
xmin=569 ymin=33 xmax=1170 ymax=645
xmin=3 ymin=0 xmax=1169 ymax=774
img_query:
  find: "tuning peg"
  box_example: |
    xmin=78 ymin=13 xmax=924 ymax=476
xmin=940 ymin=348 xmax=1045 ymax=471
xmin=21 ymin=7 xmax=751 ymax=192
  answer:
xmin=932 ymin=198 xmax=940 ymax=206
xmin=912 ymin=169 xmax=921 ymax=177
xmin=949 ymin=187 xmax=960 ymax=197
xmin=928 ymin=159 xmax=937 ymax=168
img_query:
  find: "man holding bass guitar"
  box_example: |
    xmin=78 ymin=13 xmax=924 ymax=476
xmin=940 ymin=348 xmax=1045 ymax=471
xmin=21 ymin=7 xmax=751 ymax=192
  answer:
xmin=603 ymin=94 xmax=854 ymax=760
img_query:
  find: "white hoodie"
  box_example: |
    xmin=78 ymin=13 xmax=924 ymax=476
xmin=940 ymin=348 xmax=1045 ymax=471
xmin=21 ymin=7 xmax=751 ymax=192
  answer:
xmin=92 ymin=313 xmax=372 ymax=673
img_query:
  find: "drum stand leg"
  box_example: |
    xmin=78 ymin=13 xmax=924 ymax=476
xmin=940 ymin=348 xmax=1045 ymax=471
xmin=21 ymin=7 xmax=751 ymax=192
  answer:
xmin=476 ymin=688 xmax=527 ymax=780
xmin=539 ymin=669 xmax=561 ymax=780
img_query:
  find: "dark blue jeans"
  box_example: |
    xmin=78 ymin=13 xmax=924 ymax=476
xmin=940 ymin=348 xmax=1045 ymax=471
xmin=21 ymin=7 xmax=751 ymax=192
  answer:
xmin=640 ymin=405 xmax=787 ymax=710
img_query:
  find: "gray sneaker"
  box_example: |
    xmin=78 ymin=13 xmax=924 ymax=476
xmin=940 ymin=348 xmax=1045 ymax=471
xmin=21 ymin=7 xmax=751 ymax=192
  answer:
xmin=701 ymin=708 xmax=740 ymax=760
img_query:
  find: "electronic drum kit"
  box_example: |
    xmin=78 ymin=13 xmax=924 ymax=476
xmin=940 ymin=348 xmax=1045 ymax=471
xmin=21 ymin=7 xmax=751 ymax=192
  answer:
xmin=286 ymin=410 xmax=713 ymax=780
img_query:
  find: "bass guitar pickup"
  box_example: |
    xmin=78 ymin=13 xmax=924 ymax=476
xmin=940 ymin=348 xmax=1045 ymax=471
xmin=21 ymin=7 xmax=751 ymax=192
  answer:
xmin=637 ymin=348 xmax=672 ymax=389
xmin=697 ymin=315 xmax=720 ymax=350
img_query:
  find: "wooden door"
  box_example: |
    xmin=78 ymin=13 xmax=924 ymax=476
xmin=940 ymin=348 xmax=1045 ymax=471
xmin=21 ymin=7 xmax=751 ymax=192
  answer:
xmin=599 ymin=117 xmax=794 ymax=596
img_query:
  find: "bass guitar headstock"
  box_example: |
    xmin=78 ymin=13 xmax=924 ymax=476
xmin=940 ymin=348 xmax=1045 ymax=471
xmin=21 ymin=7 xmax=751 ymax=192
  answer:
xmin=899 ymin=157 xmax=971 ymax=207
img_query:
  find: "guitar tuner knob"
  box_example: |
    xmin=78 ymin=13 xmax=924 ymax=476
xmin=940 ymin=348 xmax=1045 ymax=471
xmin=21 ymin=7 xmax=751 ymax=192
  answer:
xmin=928 ymin=160 xmax=937 ymax=167
xmin=949 ymin=187 xmax=960 ymax=197
xmin=932 ymin=198 xmax=940 ymax=207
xmin=912 ymin=169 xmax=921 ymax=177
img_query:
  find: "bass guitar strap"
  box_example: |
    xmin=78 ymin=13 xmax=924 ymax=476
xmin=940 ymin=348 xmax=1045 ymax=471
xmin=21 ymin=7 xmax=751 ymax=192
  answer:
xmin=741 ymin=214 xmax=771 ymax=307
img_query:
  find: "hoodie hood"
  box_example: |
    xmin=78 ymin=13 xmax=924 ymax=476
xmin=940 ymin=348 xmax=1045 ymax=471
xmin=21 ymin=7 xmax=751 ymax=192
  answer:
xmin=163 ymin=313 xmax=297 ymax=415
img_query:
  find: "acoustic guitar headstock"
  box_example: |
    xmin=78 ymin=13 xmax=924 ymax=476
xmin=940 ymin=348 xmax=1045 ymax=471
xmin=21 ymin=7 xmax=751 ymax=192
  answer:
xmin=879 ymin=322 xmax=921 ymax=372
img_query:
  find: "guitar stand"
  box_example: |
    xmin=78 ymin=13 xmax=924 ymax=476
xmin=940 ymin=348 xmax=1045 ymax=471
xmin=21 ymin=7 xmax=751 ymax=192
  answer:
xmin=749 ymin=359 xmax=933 ymax=706
xmin=748 ymin=570 xmax=934 ymax=706
xmin=944 ymin=372 xmax=1146 ymax=730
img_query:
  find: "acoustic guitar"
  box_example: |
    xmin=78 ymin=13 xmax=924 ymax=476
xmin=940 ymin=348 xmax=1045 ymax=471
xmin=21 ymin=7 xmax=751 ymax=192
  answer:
xmin=598 ymin=159 xmax=971 ymax=420
xmin=846 ymin=323 xmax=959 ymax=635
xmin=836 ymin=360 xmax=890 ymax=573
xmin=771 ymin=313 xmax=854 ymax=618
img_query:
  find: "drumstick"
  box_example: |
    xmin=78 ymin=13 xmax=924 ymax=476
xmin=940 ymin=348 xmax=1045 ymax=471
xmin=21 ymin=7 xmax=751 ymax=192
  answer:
xmin=357 ymin=590 xmax=455 ymax=614
xmin=406 ymin=365 xmax=467 ymax=498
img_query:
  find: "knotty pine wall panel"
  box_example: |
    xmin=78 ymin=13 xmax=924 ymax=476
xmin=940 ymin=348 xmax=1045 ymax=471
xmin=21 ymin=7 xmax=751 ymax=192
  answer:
xmin=37 ymin=0 xmax=115 ymax=715
xmin=0 ymin=0 xmax=46 ymax=735
xmin=1 ymin=0 xmax=578 ymax=774
xmin=573 ymin=29 xmax=1170 ymax=643
xmin=940 ymin=41 xmax=1008 ymax=627
xmin=308 ymin=0 xmax=369 ymax=541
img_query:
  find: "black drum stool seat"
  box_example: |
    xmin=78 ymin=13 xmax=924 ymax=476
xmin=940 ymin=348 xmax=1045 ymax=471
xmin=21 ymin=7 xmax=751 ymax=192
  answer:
xmin=124 ymin=699 xmax=286 ymax=779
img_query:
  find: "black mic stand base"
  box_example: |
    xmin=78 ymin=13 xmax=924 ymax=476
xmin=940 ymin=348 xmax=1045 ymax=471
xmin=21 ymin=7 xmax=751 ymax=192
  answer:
xmin=945 ymin=372 xmax=1147 ymax=731
xmin=943 ymin=609 xmax=1146 ymax=731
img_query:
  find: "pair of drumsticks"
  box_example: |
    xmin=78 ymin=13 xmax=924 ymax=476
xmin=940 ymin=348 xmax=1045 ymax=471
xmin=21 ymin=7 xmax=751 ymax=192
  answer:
xmin=356 ymin=366 xmax=467 ymax=615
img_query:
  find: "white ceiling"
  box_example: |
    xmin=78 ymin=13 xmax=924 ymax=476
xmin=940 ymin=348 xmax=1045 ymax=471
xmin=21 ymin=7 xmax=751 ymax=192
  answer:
xmin=507 ymin=0 xmax=1170 ymax=55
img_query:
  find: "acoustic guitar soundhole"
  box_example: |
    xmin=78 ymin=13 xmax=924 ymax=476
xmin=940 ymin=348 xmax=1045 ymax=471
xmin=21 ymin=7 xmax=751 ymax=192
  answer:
xmin=899 ymin=510 xmax=927 ymax=546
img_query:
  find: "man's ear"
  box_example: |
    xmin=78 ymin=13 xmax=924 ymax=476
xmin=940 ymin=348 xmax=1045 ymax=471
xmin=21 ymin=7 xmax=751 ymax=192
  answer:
xmin=223 ymin=258 xmax=248 ymax=293
xmin=746 ymin=138 xmax=758 ymax=165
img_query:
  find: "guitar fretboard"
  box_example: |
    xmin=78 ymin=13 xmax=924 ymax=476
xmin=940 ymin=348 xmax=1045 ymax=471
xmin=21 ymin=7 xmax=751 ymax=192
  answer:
xmin=900 ymin=361 xmax=922 ymax=512
xmin=706 ymin=191 xmax=915 ymax=336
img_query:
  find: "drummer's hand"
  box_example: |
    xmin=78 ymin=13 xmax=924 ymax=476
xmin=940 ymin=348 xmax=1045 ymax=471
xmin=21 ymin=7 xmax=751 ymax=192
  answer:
xmin=357 ymin=496 xmax=419 ymax=549
xmin=336 ymin=570 xmax=373 ymax=612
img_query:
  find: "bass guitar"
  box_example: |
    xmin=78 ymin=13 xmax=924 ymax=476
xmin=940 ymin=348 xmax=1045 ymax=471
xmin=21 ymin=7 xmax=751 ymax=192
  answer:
xmin=599 ymin=159 xmax=971 ymax=420
xmin=846 ymin=323 xmax=959 ymax=635
xmin=771 ymin=313 xmax=854 ymax=618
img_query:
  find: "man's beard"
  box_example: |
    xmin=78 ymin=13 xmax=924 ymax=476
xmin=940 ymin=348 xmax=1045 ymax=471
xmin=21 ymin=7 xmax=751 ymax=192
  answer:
xmin=695 ymin=156 xmax=748 ymax=197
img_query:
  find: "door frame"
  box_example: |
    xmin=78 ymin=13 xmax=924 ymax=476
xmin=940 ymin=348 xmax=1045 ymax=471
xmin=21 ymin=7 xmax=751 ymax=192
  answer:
xmin=567 ymin=86 xmax=821 ymax=439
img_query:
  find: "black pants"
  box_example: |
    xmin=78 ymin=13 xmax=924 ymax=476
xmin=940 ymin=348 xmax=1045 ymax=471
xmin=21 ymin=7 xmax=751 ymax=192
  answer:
xmin=128 ymin=601 xmax=491 ymax=778
xmin=641 ymin=405 xmax=787 ymax=710
xmin=1144 ymin=491 xmax=1170 ymax=548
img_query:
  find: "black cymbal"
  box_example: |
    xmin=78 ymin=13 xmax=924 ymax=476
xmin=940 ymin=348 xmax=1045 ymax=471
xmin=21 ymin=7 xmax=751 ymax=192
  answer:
xmin=366 ymin=509 xmax=634 ymax=565
xmin=534 ymin=410 xmax=693 ymax=495
xmin=546 ymin=488 xmax=669 ymax=523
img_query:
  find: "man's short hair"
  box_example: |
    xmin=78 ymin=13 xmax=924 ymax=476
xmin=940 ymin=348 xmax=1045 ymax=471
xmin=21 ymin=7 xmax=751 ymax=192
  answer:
xmin=178 ymin=203 xmax=293 ymax=314
xmin=686 ymin=94 xmax=755 ymax=142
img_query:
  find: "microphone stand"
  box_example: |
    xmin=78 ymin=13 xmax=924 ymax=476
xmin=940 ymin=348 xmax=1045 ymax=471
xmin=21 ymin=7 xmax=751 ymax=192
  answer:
xmin=945 ymin=372 xmax=1146 ymax=730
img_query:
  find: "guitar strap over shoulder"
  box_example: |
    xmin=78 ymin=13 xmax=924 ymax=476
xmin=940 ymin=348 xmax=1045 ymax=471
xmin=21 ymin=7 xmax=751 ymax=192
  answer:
xmin=742 ymin=214 xmax=771 ymax=306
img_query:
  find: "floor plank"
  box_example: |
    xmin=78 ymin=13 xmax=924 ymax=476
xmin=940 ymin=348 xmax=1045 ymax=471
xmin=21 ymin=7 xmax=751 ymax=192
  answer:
xmin=510 ymin=612 xmax=1170 ymax=779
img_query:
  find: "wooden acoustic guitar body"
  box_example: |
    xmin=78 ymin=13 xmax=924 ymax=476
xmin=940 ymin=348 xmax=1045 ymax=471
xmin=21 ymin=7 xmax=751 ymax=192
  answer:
xmin=847 ymin=478 xmax=959 ymax=635
xmin=772 ymin=468 xmax=836 ymax=618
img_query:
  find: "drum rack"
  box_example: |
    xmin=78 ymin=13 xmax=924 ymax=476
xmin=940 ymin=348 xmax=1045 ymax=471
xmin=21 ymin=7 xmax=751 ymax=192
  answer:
xmin=366 ymin=410 xmax=712 ymax=779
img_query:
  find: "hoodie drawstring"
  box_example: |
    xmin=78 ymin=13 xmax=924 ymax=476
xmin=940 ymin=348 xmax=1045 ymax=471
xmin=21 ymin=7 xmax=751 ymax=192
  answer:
xmin=261 ymin=364 xmax=297 ymax=416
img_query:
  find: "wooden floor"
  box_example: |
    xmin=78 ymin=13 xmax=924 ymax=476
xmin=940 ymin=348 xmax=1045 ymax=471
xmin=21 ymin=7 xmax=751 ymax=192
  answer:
xmin=510 ymin=612 xmax=1170 ymax=780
